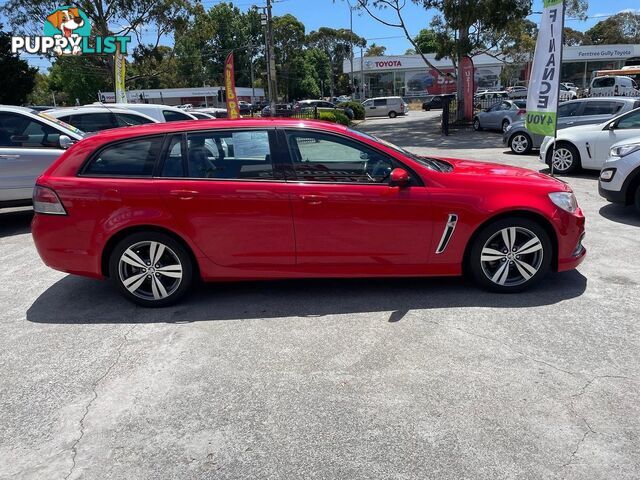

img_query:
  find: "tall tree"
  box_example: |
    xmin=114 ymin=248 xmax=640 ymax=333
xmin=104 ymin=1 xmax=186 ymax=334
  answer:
xmin=586 ymin=12 xmax=640 ymax=45
xmin=563 ymin=27 xmax=589 ymax=46
xmin=128 ymin=45 xmax=180 ymax=89
xmin=0 ymin=24 xmax=37 ymax=105
xmin=413 ymin=28 xmax=438 ymax=54
xmin=365 ymin=42 xmax=386 ymax=56
xmin=48 ymin=56 xmax=111 ymax=105
xmin=307 ymin=27 xmax=366 ymax=97
xmin=273 ymin=14 xmax=306 ymax=100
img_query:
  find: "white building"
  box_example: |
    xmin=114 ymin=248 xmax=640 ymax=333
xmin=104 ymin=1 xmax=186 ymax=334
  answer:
xmin=99 ymin=86 xmax=266 ymax=107
xmin=344 ymin=44 xmax=640 ymax=98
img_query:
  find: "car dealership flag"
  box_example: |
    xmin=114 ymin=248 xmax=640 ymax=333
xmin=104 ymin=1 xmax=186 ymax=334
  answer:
xmin=525 ymin=0 xmax=565 ymax=136
xmin=114 ymin=45 xmax=127 ymax=103
xmin=225 ymin=52 xmax=240 ymax=119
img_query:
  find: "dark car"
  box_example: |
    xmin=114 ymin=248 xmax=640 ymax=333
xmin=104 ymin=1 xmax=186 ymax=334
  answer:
xmin=261 ymin=103 xmax=293 ymax=117
xmin=422 ymin=94 xmax=455 ymax=111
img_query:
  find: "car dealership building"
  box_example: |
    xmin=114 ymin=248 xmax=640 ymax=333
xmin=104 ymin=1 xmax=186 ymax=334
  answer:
xmin=344 ymin=44 xmax=640 ymax=98
xmin=99 ymin=86 xmax=266 ymax=107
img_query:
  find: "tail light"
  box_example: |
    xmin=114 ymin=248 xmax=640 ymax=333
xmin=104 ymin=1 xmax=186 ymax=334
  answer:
xmin=33 ymin=185 xmax=67 ymax=215
xmin=517 ymin=109 xmax=526 ymax=116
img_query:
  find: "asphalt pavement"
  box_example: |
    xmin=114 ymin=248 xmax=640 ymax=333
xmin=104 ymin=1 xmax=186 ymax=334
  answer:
xmin=1 ymin=111 xmax=639 ymax=480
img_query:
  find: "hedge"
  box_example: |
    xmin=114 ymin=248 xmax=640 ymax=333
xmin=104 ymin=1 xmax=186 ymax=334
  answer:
xmin=318 ymin=110 xmax=351 ymax=126
xmin=337 ymin=101 xmax=365 ymax=120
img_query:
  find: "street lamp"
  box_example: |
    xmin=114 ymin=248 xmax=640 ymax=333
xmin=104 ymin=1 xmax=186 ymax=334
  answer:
xmin=347 ymin=0 xmax=355 ymax=98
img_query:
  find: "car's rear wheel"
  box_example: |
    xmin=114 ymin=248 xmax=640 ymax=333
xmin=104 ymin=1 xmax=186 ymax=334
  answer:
xmin=109 ymin=232 xmax=194 ymax=307
xmin=509 ymin=133 xmax=532 ymax=154
xmin=502 ymin=120 xmax=510 ymax=133
xmin=388 ymin=111 xmax=397 ymax=118
xmin=634 ymin=185 xmax=640 ymax=213
xmin=473 ymin=117 xmax=482 ymax=131
xmin=468 ymin=218 xmax=552 ymax=293
xmin=547 ymin=143 xmax=580 ymax=174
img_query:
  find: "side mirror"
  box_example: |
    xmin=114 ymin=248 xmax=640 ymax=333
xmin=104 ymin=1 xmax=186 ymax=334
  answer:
xmin=58 ymin=135 xmax=73 ymax=149
xmin=608 ymin=122 xmax=616 ymax=131
xmin=389 ymin=167 xmax=410 ymax=187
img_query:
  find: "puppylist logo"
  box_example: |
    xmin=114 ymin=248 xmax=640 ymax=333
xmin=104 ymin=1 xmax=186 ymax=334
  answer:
xmin=11 ymin=6 xmax=130 ymax=55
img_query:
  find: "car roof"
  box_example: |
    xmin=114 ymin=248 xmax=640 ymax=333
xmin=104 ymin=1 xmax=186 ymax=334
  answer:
xmin=77 ymin=118 xmax=351 ymax=144
xmin=0 ymin=104 xmax=39 ymax=114
xmin=564 ymin=97 xmax=637 ymax=103
xmin=44 ymin=106 xmax=159 ymax=120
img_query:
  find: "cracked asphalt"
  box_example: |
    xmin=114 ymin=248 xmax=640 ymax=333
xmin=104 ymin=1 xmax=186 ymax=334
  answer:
xmin=1 ymin=110 xmax=639 ymax=479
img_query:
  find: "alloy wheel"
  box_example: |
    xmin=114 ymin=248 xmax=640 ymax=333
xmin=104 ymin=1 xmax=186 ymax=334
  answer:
xmin=502 ymin=120 xmax=509 ymax=133
xmin=480 ymin=227 xmax=544 ymax=287
xmin=118 ymin=241 xmax=183 ymax=301
xmin=551 ymin=148 xmax=574 ymax=172
xmin=510 ymin=134 xmax=529 ymax=154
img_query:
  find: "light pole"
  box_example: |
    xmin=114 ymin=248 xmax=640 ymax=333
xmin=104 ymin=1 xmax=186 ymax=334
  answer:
xmin=347 ymin=0 xmax=355 ymax=98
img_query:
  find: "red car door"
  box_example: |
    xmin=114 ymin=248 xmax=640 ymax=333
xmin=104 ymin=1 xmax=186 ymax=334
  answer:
xmin=155 ymin=129 xmax=295 ymax=267
xmin=281 ymin=129 xmax=433 ymax=266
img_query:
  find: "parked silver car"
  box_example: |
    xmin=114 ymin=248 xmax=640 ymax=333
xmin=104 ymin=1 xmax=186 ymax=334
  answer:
xmin=473 ymin=100 xmax=527 ymax=133
xmin=0 ymin=106 xmax=84 ymax=207
xmin=503 ymin=97 xmax=640 ymax=154
xmin=44 ymin=106 xmax=158 ymax=132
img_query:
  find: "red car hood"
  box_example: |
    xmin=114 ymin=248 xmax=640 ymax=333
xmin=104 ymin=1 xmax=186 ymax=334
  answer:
xmin=435 ymin=157 xmax=571 ymax=190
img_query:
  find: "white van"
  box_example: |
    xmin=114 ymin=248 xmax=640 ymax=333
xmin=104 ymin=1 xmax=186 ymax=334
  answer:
xmin=589 ymin=76 xmax=639 ymax=97
xmin=362 ymin=96 xmax=406 ymax=118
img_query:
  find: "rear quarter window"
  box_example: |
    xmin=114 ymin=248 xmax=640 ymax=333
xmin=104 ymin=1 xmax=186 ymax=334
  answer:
xmin=83 ymin=136 xmax=163 ymax=177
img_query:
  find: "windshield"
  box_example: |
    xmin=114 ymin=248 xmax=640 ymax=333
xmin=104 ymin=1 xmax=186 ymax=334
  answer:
xmin=348 ymin=128 xmax=450 ymax=172
xmin=36 ymin=112 xmax=86 ymax=137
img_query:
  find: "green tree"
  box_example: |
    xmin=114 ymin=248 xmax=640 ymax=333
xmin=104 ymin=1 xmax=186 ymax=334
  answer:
xmin=307 ymin=27 xmax=366 ymax=97
xmin=586 ymin=12 xmax=640 ymax=45
xmin=0 ymin=24 xmax=37 ymax=105
xmin=48 ymin=55 xmax=111 ymax=105
xmin=365 ymin=42 xmax=386 ymax=56
xmin=413 ymin=28 xmax=438 ymax=54
xmin=128 ymin=45 xmax=180 ymax=89
xmin=564 ymin=27 xmax=589 ymax=46
xmin=26 ymin=72 xmax=53 ymax=106
xmin=273 ymin=14 xmax=306 ymax=100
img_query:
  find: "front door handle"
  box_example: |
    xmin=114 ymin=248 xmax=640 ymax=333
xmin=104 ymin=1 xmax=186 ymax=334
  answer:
xmin=169 ymin=189 xmax=199 ymax=200
xmin=0 ymin=154 xmax=20 ymax=159
xmin=299 ymin=194 xmax=327 ymax=205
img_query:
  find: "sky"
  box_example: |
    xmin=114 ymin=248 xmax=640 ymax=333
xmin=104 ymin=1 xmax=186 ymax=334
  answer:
xmin=7 ymin=0 xmax=640 ymax=71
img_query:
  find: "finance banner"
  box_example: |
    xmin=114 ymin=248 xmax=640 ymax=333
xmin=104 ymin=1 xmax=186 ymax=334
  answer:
xmin=225 ymin=52 xmax=240 ymax=119
xmin=525 ymin=0 xmax=565 ymax=136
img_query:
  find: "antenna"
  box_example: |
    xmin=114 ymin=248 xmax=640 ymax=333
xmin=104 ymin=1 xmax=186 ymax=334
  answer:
xmin=95 ymin=101 xmax=136 ymax=127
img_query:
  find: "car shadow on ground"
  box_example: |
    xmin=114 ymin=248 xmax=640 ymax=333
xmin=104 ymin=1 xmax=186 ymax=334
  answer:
xmin=27 ymin=271 xmax=587 ymax=325
xmin=599 ymin=203 xmax=640 ymax=227
xmin=0 ymin=209 xmax=33 ymax=238
xmin=357 ymin=122 xmax=504 ymax=150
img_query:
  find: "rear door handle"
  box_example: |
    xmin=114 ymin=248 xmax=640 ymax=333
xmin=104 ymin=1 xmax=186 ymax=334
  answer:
xmin=299 ymin=194 xmax=327 ymax=205
xmin=169 ymin=189 xmax=199 ymax=200
xmin=0 ymin=154 xmax=20 ymax=159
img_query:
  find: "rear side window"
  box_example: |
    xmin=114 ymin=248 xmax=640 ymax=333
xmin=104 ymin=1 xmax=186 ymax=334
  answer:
xmin=163 ymin=110 xmax=193 ymax=122
xmin=66 ymin=113 xmax=116 ymax=132
xmin=116 ymin=113 xmax=155 ymax=127
xmin=84 ymin=137 xmax=163 ymax=176
xmin=582 ymin=102 xmax=623 ymax=116
xmin=592 ymin=77 xmax=615 ymax=88
xmin=558 ymin=102 xmax=581 ymax=117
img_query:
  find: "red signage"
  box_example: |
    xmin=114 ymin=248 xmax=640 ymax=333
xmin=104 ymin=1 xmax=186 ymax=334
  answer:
xmin=225 ymin=52 xmax=240 ymax=119
xmin=460 ymin=56 xmax=475 ymax=121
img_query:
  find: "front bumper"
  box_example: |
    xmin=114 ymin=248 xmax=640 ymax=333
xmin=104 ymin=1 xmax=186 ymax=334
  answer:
xmin=554 ymin=207 xmax=586 ymax=273
xmin=598 ymin=183 xmax=626 ymax=204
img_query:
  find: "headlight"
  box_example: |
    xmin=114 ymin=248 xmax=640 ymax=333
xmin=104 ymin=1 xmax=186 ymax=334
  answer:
xmin=548 ymin=191 xmax=578 ymax=213
xmin=609 ymin=143 xmax=640 ymax=158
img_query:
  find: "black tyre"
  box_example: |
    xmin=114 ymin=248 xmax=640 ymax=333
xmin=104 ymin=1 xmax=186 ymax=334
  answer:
xmin=634 ymin=185 xmax=640 ymax=214
xmin=468 ymin=217 xmax=552 ymax=293
xmin=546 ymin=142 xmax=581 ymax=174
xmin=388 ymin=111 xmax=397 ymax=118
xmin=473 ymin=117 xmax=482 ymax=131
xmin=509 ymin=132 xmax=532 ymax=154
xmin=108 ymin=232 xmax=194 ymax=307
xmin=502 ymin=119 xmax=510 ymax=133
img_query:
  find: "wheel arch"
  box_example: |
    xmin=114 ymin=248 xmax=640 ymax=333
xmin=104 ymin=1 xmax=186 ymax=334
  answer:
xmin=623 ymin=165 xmax=640 ymax=205
xmin=101 ymin=225 xmax=200 ymax=279
xmin=462 ymin=210 xmax=559 ymax=274
xmin=545 ymin=139 xmax=581 ymax=166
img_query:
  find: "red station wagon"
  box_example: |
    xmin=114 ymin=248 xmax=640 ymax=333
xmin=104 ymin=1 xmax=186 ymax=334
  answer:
xmin=31 ymin=119 xmax=586 ymax=306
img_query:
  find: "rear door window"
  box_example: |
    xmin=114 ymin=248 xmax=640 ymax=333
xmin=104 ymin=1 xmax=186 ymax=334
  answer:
xmin=67 ymin=113 xmax=116 ymax=132
xmin=181 ymin=130 xmax=275 ymax=180
xmin=582 ymin=102 xmax=623 ymax=116
xmin=373 ymin=99 xmax=387 ymax=107
xmin=163 ymin=110 xmax=193 ymax=122
xmin=83 ymin=136 xmax=163 ymax=176
xmin=558 ymin=102 xmax=581 ymax=117
xmin=116 ymin=113 xmax=155 ymax=126
xmin=592 ymin=77 xmax=615 ymax=88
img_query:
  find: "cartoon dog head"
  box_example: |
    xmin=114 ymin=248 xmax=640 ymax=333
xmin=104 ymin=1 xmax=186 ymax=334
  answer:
xmin=46 ymin=8 xmax=84 ymax=37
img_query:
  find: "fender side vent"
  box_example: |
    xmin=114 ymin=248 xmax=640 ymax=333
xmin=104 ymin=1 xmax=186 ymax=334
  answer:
xmin=435 ymin=214 xmax=458 ymax=254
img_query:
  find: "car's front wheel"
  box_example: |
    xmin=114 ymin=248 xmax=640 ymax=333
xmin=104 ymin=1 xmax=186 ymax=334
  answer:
xmin=109 ymin=232 xmax=194 ymax=307
xmin=547 ymin=143 xmax=580 ymax=174
xmin=509 ymin=133 xmax=532 ymax=154
xmin=473 ymin=117 xmax=482 ymax=131
xmin=468 ymin=218 xmax=552 ymax=293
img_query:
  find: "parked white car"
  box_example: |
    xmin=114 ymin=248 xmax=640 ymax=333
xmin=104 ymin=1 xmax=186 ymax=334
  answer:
xmin=589 ymin=75 xmax=639 ymax=97
xmin=44 ymin=106 xmax=158 ymax=132
xmin=0 ymin=105 xmax=84 ymax=206
xmin=91 ymin=103 xmax=198 ymax=122
xmin=559 ymin=83 xmax=578 ymax=101
xmin=362 ymin=97 xmax=406 ymax=118
xmin=599 ymin=137 xmax=640 ymax=212
xmin=540 ymin=107 xmax=640 ymax=173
